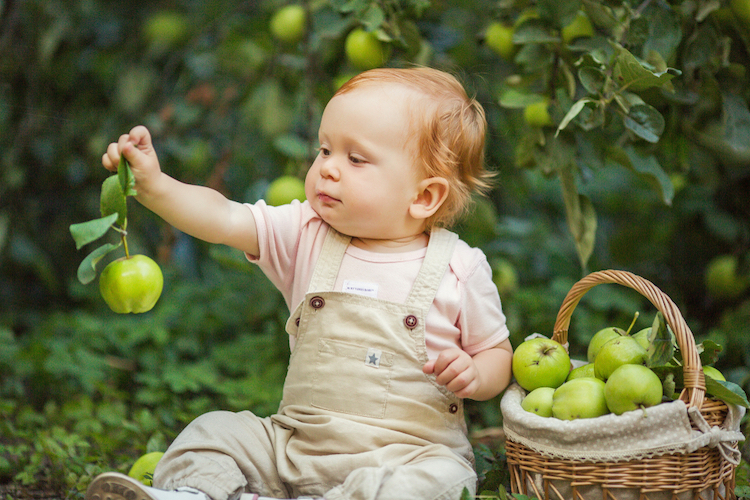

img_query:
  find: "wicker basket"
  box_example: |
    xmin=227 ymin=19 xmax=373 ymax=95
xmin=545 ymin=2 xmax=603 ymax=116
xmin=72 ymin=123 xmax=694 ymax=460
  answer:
xmin=503 ymin=270 xmax=742 ymax=500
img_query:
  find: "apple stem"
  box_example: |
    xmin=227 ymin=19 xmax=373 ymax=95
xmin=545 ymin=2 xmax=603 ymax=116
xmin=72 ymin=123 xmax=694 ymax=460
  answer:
xmin=626 ymin=311 xmax=639 ymax=335
xmin=121 ymin=230 xmax=130 ymax=259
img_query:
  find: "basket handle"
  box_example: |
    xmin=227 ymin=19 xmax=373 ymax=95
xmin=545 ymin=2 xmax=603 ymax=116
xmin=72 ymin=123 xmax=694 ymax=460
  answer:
xmin=551 ymin=270 xmax=706 ymax=410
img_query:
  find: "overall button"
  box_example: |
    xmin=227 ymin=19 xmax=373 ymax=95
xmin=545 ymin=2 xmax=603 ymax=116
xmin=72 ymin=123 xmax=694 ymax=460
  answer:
xmin=310 ymin=296 xmax=325 ymax=309
xmin=404 ymin=315 xmax=418 ymax=329
xmin=449 ymin=403 xmax=458 ymax=414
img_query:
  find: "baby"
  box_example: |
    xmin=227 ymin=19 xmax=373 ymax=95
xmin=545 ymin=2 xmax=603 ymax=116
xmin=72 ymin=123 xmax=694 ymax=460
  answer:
xmin=86 ymin=67 xmax=513 ymax=500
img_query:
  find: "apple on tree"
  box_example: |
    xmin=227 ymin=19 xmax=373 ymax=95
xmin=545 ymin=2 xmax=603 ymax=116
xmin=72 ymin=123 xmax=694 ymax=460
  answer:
xmin=511 ymin=336 xmax=571 ymax=392
xmin=265 ymin=175 xmax=306 ymax=206
xmin=344 ymin=28 xmax=390 ymax=71
xmin=269 ymin=4 xmax=307 ymax=45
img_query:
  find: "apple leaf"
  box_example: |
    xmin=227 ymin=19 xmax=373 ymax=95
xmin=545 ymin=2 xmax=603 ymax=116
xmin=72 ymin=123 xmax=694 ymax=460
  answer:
xmin=623 ymin=103 xmax=665 ymax=143
xmin=612 ymin=43 xmax=681 ymax=93
xmin=646 ymin=312 xmax=675 ymax=367
xmin=100 ymin=175 xmax=127 ymax=227
xmin=118 ymin=155 xmax=137 ymax=197
xmin=704 ymin=376 xmax=750 ymax=409
xmin=69 ymin=213 xmax=119 ymax=250
xmin=697 ymin=339 xmax=723 ymax=367
xmin=559 ymin=165 xmax=596 ymax=270
xmin=76 ymin=241 xmax=121 ymax=284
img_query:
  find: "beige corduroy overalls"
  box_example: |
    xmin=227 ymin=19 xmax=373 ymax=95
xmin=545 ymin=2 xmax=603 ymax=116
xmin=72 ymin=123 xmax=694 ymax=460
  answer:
xmin=154 ymin=228 xmax=477 ymax=500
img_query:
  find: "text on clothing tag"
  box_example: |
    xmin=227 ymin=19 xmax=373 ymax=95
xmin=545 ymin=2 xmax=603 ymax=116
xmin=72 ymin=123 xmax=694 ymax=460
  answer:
xmin=343 ymin=280 xmax=379 ymax=298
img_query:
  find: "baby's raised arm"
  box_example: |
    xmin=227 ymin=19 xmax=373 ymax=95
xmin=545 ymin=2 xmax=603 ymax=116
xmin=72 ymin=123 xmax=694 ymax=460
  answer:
xmin=103 ymin=126 xmax=260 ymax=257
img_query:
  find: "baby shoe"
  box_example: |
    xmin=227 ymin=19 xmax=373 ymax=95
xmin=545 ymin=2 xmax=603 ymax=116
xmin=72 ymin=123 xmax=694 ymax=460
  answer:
xmin=86 ymin=472 xmax=210 ymax=500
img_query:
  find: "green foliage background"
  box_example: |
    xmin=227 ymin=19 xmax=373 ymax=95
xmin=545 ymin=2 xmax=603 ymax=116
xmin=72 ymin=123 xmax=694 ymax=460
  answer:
xmin=1 ymin=0 xmax=749 ymax=497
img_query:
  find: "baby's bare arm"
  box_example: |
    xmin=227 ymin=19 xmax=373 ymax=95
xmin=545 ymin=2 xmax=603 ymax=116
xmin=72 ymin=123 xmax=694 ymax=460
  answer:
xmin=103 ymin=126 xmax=260 ymax=257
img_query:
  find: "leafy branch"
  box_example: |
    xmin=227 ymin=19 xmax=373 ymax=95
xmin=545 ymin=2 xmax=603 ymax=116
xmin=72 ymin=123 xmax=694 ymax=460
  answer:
xmin=69 ymin=157 xmax=137 ymax=284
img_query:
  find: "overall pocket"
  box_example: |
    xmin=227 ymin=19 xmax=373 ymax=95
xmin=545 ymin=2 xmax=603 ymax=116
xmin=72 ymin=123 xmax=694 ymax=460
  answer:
xmin=311 ymin=338 xmax=394 ymax=418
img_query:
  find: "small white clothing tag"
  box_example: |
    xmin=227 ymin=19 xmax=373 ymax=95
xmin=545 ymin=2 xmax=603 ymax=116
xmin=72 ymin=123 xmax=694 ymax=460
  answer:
xmin=365 ymin=348 xmax=382 ymax=368
xmin=343 ymin=280 xmax=379 ymax=298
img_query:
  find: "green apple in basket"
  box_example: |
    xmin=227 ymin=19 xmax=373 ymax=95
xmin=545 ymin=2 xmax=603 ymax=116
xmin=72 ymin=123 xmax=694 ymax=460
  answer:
xmin=594 ymin=335 xmax=648 ymax=380
xmin=512 ymin=336 xmax=571 ymax=392
xmin=552 ymin=377 xmax=609 ymax=420
xmin=587 ymin=326 xmax=626 ymax=363
xmin=566 ymin=362 xmax=595 ymax=381
xmin=604 ymin=364 xmax=663 ymax=415
xmin=521 ymin=387 xmax=555 ymax=417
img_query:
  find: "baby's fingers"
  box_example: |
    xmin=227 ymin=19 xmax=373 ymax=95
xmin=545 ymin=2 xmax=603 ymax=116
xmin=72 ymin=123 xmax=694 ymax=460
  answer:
xmin=102 ymin=142 xmax=122 ymax=171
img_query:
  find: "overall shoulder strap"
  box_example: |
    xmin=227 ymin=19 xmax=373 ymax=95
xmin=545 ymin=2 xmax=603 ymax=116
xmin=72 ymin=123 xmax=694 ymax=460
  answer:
xmin=405 ymin=228 xmax=458 ymax=310
xmin=307 ymin=227 xmax=351 ymax=293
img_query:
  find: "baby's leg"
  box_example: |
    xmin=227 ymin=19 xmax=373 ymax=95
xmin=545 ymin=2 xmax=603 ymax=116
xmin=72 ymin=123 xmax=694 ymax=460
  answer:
xmin=154 ymin=411 xmax=291 ymax=500
xmin=322 ymin=455 xmax=476 ymax=500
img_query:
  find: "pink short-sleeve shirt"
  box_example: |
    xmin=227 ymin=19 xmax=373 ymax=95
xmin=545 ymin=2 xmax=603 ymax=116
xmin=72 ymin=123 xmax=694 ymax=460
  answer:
xmin=246 ymin=200 xmax=509 ymax=359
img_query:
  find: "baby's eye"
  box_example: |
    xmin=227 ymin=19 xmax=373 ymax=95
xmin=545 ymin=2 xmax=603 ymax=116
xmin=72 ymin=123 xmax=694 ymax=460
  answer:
xmin=349 ymin=155 xmax=365 ymax=164
xmin=319 ymin=147 xmax=331 ymax=156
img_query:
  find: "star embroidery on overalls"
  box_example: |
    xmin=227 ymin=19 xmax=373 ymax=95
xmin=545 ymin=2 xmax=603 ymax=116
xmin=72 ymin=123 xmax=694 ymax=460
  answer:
xmin=365 ymin=348 xmax=382 ymax=368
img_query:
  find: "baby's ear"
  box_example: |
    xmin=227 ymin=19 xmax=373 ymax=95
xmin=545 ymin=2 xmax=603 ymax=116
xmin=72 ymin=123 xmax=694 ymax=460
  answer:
xmin=409 ymin=177 xmax=449 ymax=221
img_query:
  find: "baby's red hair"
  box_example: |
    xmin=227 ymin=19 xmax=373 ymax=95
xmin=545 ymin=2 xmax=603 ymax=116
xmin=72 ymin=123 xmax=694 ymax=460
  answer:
xmin=334 ymin=67 xmax=492 ymax=230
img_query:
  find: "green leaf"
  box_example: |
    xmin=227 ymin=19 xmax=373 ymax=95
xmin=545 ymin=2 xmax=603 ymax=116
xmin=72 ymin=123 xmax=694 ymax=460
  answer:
xmin=697 ymin=340 xmax=723 ymax=366
xmin=623 ymin=103 xmax=665 ymax=143
xmin=512 ymin=20 xmax=559 ymax=44
xmin=612 ymin=43 xmax=681 ymax=93
xmin=646 ymin=312 xmax=675 ymax=367
xmin=559 ymin=165 xmax=596 ymax=269
xmin=360 ymin=4 xmax=385 ymax=31
xmin=118 ymin=155 xmax=137 ymax=197
xmin=76 ymin=242 xmax=121 ymax=284
xmin=621 ymin=146 xmax=674 ymax=205
xmin=100 ymin=175 xmax=127 ymax=227
xmin=704 ymin=377 xmax=750 ymax=409
xmin=722 ymin=93 xmax=750 ymax=153
xmin=556 ymin=98 xmax=594 ymax=134
xmin=537 ymin=0 xmax=580 ymax=28
xmin=69 ymin=213 xmax=119 ymax=250
xmin=498 ymin=89 xmax=546 ymax=110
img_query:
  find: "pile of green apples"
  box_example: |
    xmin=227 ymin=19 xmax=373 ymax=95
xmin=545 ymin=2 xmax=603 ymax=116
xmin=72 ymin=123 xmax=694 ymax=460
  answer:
xmin=511 ymin=314 xmax=742 ymax=420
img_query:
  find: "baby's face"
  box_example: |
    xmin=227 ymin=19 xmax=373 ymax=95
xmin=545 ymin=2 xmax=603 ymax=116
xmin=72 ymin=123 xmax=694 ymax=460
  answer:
xmin=305 ymin=84 xmax=426 ymax=242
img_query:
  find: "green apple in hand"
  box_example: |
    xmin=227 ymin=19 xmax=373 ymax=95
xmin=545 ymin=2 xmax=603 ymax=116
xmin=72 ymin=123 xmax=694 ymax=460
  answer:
xmin=594 ymin=336 xmax=648 ymax=380
xmin=604 ymin=364 xmax=662 ymax=415
xmin=512 ymin=337 xmax=571 ymax=391
xmin=587 ymin=326 xmax=626 ymax=363
xmin=100 ymin=255 xmax=164 ymax=314
xmin=567 ymin=362 xmax=595 ymax=381
xmin=552 ymin=377 xmax=609 ymax=420
xmin=521 ymin=386 xmax=555 ymax=417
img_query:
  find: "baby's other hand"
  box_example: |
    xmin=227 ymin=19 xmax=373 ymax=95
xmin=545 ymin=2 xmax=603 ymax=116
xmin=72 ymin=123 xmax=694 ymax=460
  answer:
xmin=422 ymin=348 xmax=480 ymax=399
